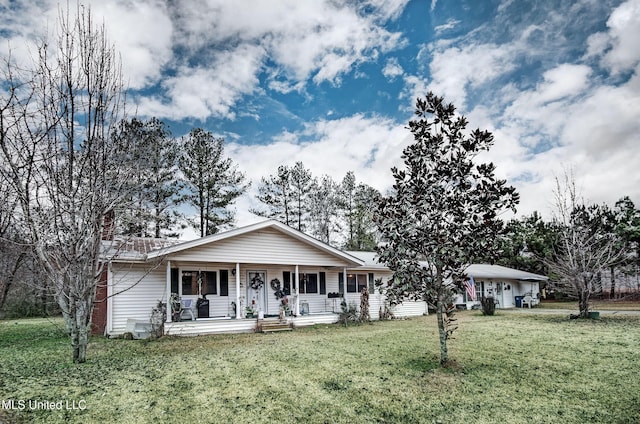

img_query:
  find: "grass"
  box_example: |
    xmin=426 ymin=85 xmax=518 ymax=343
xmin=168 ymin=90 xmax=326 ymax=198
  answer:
xmin=1 ymin=313 xmax=639 ymax=423
xmin=539 ymin=299 xmax=640 ymax=311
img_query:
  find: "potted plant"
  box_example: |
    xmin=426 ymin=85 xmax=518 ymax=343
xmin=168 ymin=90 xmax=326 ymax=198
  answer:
xmin=245 ymin=306 xmax=255 ymax=318
xmin=280 ymin=297 xmax=291 ymax=316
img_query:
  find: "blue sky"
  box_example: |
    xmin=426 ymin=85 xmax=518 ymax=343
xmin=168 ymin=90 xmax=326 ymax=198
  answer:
xmin=2 ymin=0 xmax=640 ymax=237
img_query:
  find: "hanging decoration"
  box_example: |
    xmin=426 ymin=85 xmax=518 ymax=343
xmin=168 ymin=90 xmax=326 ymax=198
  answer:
xmin=250 ymin=273 xmax=265 ymax=290
xmin=271 ymin=278 xmax=285 ymax=299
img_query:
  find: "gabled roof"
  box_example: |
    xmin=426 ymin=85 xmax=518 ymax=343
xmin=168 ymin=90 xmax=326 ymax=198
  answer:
xmin=109 ymin=219 xmax=364 ymax=266
xmin=101 ymin=237 xmax=182 ymax=261
xmin=345 ymin=251 xmax=389 ymax=270
xmin=466 ymin=264 xmax=548 ymax=281
xmin=346 ymin=251 xmax=548 ymax=281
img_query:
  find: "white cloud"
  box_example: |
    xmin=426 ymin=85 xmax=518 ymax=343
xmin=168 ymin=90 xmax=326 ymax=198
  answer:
xmin=599 ymin=0 xmax=640 ymax=74
xmin=382 ymin=57 xmax=404 ymax=80
xmin=2 ymin=0 xmax=407 ymax=122
xmin=90 ymin=0 xmax=174 ymax=89
xmin=434 ymin=19 xmax=461 ymax=34
xmin=425 ymin=42 xmax=516 ymax=109
xmin=137 ymin=44 xmax=265 ymax=120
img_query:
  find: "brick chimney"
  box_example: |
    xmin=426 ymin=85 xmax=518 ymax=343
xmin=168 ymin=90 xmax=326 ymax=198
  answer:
xmin=102 ymin=209 xmax=115 ymax=241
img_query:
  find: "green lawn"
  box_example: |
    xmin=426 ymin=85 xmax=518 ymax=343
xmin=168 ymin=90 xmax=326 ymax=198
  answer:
xmin=1 ymin=313 xmax=639 ymax=423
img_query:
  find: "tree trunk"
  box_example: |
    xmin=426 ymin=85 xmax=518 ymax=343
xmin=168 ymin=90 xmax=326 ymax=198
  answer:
xmin=609 ymin=265 xmax=616 ymax=299
xmin=578 ymin=280 xmax=590 ymax=318
xmin=435 ymin=299 xmax=448 ymax=366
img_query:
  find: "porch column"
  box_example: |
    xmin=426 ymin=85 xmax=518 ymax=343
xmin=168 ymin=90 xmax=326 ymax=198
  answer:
xmin=235 ymin=263 xmax=240 ymax=319
xmin=342 ymin=267 xmax=347 ymax=299
xmin=295 ymin=264 xmax=300 ymax=316
xmin=166 ymin=260 xmax=172 ymax=323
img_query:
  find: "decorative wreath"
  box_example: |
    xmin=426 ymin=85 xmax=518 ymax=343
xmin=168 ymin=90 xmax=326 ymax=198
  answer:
xmin=270 ymin=278 xmax=281 ymax=291
xmin=271 ymin=278 xmax=285 ymax=300
xmin=250 ymin=274 xmax=265 ymax=290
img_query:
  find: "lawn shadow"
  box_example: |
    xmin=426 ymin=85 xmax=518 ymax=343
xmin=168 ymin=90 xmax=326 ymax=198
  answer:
xmin=405 ymin=355 xmax=441 ymax=373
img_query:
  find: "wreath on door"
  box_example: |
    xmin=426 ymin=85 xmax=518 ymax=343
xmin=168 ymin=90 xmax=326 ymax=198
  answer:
xmin=250 ymin=274 xmax=265 ymax=290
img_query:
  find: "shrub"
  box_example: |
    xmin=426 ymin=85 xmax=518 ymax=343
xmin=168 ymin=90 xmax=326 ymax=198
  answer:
xmin=339 ymin=300 xmax=359 ymax=326
xmin=480 ymin=296 xmax=496 ymax=316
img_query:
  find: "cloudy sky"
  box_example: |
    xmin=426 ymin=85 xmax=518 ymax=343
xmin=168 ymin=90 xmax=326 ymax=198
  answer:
xmin=2 ymin=0 xmax=639 ymax=237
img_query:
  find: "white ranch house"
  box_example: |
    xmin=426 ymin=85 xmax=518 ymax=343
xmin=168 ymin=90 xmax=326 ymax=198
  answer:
xmin=92 ymin=220 xmax=547 ymax=337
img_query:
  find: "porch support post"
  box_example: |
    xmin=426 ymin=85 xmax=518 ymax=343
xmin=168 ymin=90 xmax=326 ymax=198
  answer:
xmin=295 ymin=264 xmax=300 ymax=316
xmin=235 ymin=263 xmax=240 ymax=319
xmin=166 ymin=260 xmax=172 ymax=323
xmin=343 ymin=267 xmax=347 ymax=299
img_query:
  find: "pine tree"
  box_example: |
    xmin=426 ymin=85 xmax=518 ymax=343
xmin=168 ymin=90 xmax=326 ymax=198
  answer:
xmin=180 ymin=128 xmax=249 ymax=236
xmin=289 ymin=161 xmax=313 ymax=232
xmin=250 ymin=165 xmax=292 ymax=225
xmin=114 ymin=117 xmax=183 ymax=237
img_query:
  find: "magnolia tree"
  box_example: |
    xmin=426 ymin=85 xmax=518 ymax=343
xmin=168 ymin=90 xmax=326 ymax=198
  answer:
xmin=375 ymin=93 xmax=519 ymax=366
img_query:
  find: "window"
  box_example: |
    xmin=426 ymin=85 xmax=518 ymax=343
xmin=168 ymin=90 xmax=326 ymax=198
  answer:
xmin=203 ymin=271 xmax=217 ymax=295
xmin=181 ymin=270 xmax=217 ymax=296
xmin=347 ymin=274 xmax=368 ymax=293
xmin=462 ymin=281 xmax=483 ymax=302
xmin=297 ymin=273 xmax=318 ymax=294
xmin=182 ymin=271 xmax=197 ymax=295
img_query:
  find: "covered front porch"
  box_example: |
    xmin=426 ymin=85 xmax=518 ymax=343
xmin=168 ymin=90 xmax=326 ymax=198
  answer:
xmin=164 ymin=313 xmax=340 ymax=336
xmin=164 ymin=261 xmax=353 ymax=325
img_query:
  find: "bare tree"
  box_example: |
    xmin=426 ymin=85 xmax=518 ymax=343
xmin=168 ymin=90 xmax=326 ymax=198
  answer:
xmin=545 ymin=172 xmax=624 ymax=318
xmin=0 ymin=5 xmax=132 ymax=362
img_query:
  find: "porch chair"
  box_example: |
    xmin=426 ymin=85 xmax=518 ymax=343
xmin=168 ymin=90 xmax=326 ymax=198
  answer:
xmin=522 ymin=295 xmax=534 ymax=308
xmin=180 ymin=299 xmax=196 ymax=321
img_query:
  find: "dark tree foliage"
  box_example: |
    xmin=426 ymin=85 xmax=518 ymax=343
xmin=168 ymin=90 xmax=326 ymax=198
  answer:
xmin=493 ymin=212 xmax=559 ymax=276
xmin=113 ymin=117 xmax=183 ymax=238
xmin=375 ymin=93 xmax=519 ymax=366
xmin=180 ymin=128 xmax=249 ymax=237
xmin=251 ymin=165 xmax=292 ymax=226
xmin=340 ymin=172 xmax=380 ymax=251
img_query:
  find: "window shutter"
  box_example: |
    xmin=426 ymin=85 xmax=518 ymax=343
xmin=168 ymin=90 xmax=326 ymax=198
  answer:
xmin=219 ymin=270 xmax=229 ymax=296
xmin=319 ymin=272 xmax=326 ymax=295
xmin=171 ymin=268 xmax=179 ymax=294
xmin=283 ymin=271 xmax=291 ymax=295
xmin=368 ymin=273 xmax=375 ymax=293
xmin=338 ymin=272 xmax=344 ymax=295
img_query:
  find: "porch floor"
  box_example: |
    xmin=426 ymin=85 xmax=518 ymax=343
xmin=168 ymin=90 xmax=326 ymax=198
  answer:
xmin=164 ymin=312 xmax=339 ymax=336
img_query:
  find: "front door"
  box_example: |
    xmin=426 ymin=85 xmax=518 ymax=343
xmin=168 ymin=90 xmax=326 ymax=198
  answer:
xmin=246 ymin=271 xmax=267 ymax=315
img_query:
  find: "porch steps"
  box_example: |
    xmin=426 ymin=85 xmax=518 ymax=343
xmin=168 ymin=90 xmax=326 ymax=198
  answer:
xmin=259 ymin=319 xmax=292 ymax=333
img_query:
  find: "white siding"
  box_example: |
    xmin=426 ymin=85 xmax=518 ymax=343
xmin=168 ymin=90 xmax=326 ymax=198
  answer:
xmin=169 ymin=228 xmax=352 ymax=266
xmin=342 ymin=269 xmax=429 ymax=319
xmin=109 ymin=264 xmax=166 ymax=335
xmin=391 ymin=301 xmax=428 ymax=317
